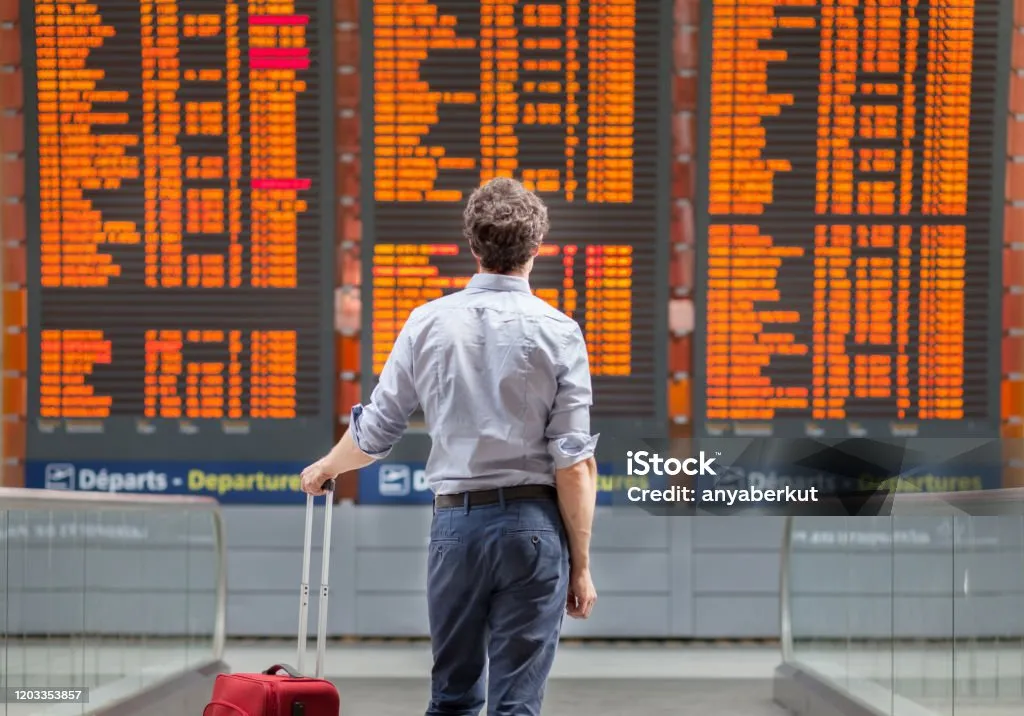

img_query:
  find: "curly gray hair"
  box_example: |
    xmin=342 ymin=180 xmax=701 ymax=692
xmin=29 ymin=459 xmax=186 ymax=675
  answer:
xmin=462 ymin=177 xmax=549 ymax=274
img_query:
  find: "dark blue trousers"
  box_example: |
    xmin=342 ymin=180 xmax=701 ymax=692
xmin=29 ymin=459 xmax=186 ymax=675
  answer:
xmin=426 ymin=494 xmax=569 ymax=716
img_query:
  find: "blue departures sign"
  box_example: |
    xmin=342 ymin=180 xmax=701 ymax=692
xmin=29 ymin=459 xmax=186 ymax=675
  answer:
xmin=25 ymin=461 xmax=311 ymax=504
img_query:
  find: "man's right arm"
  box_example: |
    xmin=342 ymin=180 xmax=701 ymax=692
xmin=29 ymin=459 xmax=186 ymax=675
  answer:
xmin=546 ymin=323 xmax=599 ymax=618
xmin=555 ymin=456 xmax=597 ymax=571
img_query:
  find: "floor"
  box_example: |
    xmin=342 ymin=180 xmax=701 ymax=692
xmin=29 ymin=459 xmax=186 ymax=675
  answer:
xmin=5 ymin=640 xmax=1024 ymax=715
xmin=331 ymin=677 xmax=785 ymax=716
xmin=3 ymin=641 xmax=788 ymax=716
xmin=234 ymin=640 xmax=791 ymax=716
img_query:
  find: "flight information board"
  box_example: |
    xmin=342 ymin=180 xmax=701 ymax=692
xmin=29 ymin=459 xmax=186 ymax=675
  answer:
xmin=362 ymin=0 xmax=669 ymax=430
xmin=22 ymin=0 xmax=335 ymax=461
xmin=694 ymin=0 xmax=1007 ymax=438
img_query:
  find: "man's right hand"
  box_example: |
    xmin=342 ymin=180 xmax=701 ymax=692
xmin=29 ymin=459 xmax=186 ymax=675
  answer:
xmin=566 ymin=567 xmax=597 ymax=619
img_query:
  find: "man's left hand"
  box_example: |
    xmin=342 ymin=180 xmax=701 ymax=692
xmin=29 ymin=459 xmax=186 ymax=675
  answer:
xmin=300 ymin=459 xmax=337 ymax=496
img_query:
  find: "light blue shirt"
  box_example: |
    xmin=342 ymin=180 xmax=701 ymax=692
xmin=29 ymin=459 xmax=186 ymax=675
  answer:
xmin=350 ymin=272 xmax=599 ymax=495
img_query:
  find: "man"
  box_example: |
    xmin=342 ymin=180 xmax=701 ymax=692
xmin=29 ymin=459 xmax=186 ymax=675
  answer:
xmin=301 ymin=177 xmax=599 ymax=716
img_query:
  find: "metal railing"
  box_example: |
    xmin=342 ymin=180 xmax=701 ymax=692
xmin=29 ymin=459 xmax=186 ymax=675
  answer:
xmin=0 ymin=488 xmax=228 ymax=715
xmin=776 ymin=488 xmax=1024 ymax=716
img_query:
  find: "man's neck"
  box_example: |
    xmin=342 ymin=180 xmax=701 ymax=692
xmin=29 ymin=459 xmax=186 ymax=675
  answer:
xmin=480 ymin=270 xmax=529 ymax=281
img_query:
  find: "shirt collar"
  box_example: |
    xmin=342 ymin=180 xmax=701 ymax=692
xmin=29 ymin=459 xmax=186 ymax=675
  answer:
xmin=467 ymin=273 xmax=532 ymax=294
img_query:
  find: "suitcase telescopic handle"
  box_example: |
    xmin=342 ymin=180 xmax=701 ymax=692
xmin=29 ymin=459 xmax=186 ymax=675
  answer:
xmin=297 ymin=478 xmax=335 ymax=678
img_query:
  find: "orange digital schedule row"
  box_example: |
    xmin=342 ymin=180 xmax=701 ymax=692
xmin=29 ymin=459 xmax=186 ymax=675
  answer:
xmin=30 ymin=0 xmax=326 ymax=430
xmin=372 ymin=0 xmax=637 ymax=203
xmin=702 ymin=0 xmax=989 ymax=428
xmin=35 ymin=0 xmax=311 ymax=290
xmin=371 ymin=243 xmax=633 ymax=377
xmin=39 ymin=329 xmax=298 ymax=420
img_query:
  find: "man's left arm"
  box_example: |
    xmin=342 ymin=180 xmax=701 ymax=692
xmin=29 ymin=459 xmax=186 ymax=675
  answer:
xmin=301 ymin=318 xmax=420 ymax=494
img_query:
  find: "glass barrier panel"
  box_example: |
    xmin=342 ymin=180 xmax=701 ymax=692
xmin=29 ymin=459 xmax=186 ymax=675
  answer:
xmin=185 ymin=510 xmax=219 ymax=672
xmin=951 ymin=515 xmax=1024 ymax=716
xmin=787 ymin=517 xmax=833 ymax=681
xmin=889 ymin=515 xmax=955 ymax=716
xmin=788 ymin=515 xmax=893 ymax=709
xmin=0 ymin=494 xmax=223 ymax=716
xmin=782 ymin=497 xmax=1024 ymax=716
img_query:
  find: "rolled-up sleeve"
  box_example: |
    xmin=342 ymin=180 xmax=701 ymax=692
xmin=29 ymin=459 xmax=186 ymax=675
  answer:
xmin=546 ymin=323 xmax=600 ymax=470
xmin=349 ymin=316 xmax=420 ymax=459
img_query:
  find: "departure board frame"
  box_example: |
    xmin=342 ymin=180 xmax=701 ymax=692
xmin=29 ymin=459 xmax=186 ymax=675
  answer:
xmin=359 ymin=0 xmax=673 ymax=458
xmin=692 ymin=0 xmax=1010 ymax=439
xmin=21 ymin=0 xmax=337 ymax=462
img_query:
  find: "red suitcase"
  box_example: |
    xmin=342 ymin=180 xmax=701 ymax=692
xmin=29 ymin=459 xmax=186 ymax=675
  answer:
xmin=205 ymin=481 xmax=341 ymax=716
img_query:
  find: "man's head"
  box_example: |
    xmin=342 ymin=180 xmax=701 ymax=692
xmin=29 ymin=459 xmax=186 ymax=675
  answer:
xmin=463 ymin=177 xmax=549 ymax=276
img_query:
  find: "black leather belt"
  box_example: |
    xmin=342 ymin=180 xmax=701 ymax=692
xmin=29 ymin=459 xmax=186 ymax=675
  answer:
xmin=434 ymin=484 xmax=557 ymax=509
